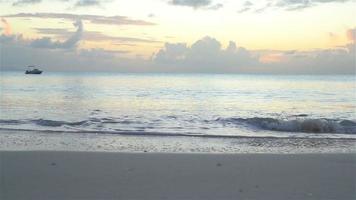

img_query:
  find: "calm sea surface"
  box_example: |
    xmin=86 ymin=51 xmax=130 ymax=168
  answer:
xmin=0 ymin=71 xmax=355 ymax=139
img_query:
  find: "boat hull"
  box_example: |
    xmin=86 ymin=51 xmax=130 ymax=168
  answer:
xmin=25 ymin=71 xmax=42 ymax=74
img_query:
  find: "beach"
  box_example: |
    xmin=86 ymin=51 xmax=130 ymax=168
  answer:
xmin=1 ymin=130 xmax=356 ymax=199
xmin=1 ymin=151 xmax=355 ymax=200
xmin=0 ymin=73 xmax=355 ymax=199
xmin=1 ymin=0 xmax=355 ymax=199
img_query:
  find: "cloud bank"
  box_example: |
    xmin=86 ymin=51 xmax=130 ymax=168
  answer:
xmin=153 ymin=34 xmax=355 ymax=74
xmin=2 ymin=13 xmax=155 ymax=26
xmin=154 ymin=36 xmax=257 ymax=73
xmin=1 ymin=19 xmax=355 ymax=74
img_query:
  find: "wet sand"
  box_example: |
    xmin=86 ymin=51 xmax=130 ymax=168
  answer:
xmin=1 ymin=151 xmax=355 ymax=200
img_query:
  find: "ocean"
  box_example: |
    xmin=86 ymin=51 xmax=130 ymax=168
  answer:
xmin=1 ymin=71 xmax=355 ymax=141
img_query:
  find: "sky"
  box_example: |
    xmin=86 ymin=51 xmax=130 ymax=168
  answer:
xmin=0 ymin=0 xmax=355 ymax=74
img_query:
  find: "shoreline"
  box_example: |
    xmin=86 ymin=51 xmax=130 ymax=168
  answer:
xmin=1 ymin=151 xmax=355 ymax=200
xmin=1 ymin=130 xmax=356 ymax=153
xmin=1 ymin=127 xmax=356 ymax=140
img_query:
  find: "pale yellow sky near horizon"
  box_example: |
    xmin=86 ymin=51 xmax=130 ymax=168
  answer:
xmin=1 ymin=0 xmax=355 ymax=57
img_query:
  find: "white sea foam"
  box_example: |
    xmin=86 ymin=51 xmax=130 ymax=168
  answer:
xmin=216 ymin=117 xmax=356 ymax=134
xmin=1 ymin=116 xmax=355 ymax=138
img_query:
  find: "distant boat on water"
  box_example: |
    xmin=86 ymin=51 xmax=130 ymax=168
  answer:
xmin=25 ymin=66 xmax=42 ymax=74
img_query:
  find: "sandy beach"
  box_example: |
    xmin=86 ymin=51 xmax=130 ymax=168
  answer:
xmin=1 ymin=151 xmax=355 ymax=200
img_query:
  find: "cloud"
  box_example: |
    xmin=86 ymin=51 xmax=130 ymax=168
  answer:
xmin=74 ymin=0 xmax=100 ymax=7
xmin=346 ymin=27 xmax=356 ymax=41
xmin=0 ymin=34 xmax=21 ymax=44
xmin=1 ymin=18 xmax=11 ymax=35
xmin=33 ymin=27 xmax=162 ymax=44
xmin=169 ymin=0 xmax=223 ymax=10
xmin=275 ymin=0 xmax=313 ymax=10
xmin=237 ymin=0 xmax=354 ymax=13
xmin=154 ymin=35 xmax=355 ymax=74
xmin=0 ymin=40 xmax=149 ymax=72
xmin=238 ymin=7 xmax=251 ymax=13
xmin=207 ymin=3 xmax=223 ymax=10
xmin=170 ymin=0 xmax=211 ymax=8
xmin=12 ymin=0 xmax=41 ymax=6
xmin=243 ymin=1 xmax=253 ymax=6
xmin=253 ymin=28 xmax=355 ymax=74
xmin=275 ymin=0 xmax=355 ymax=11
xmin=2 ymin=13 xmax=156 ymax=26
xmin=84 ymin=32 xmax=161 ymax=43
xmin=155 ymin=43 xmax=188 ymax=62
xmin=30 ymin=20 xmax=83 ymax=49
xmin=259 ymin=53 xmax=286 ymax=63
xmin=34 ymin=27 xmax=71 ymax=36
xmin=238 ymin=1 xmax=253 ymax=13
xmin=4 ymin=0 xmax=104 ymax=8
xmin=328 ymin=32 xmax=337 ymax=38
xmin=1 ymin=30 xmax=354 ymax=74
xmin=258 ymin=47 xmax=355 ymax=74
xmin=154 ymin=36 xmax=257 ymax=73
xmin=79 ymin=48 xmax=129 ymax=57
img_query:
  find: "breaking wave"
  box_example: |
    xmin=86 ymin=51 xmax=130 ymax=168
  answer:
xmin=216 ymin=117 xmax=356 ymax=134
xmin=0 ymin=116 xmax=355 ymax=137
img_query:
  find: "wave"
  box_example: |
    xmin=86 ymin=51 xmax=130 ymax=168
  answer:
xmin=32 ymin=119 xmax=89 ymax=127
xmin=0 ymin=127 xmax=271 ymax=140
xmin=0 ymin=119 xmax=88 ymax=127
xmin=2 ymin=127 xmax=356 ymax=141
xmin=1 ymin=116 xmax=355 ymax=136
xmin=0 ymin=119 xmax=25 ymax=125
xmin=216 ymin=117 xmax=356 ymax=134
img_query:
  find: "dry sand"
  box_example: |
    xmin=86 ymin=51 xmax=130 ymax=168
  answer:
xmin=0 ymin=151 xmax=355 ymax=200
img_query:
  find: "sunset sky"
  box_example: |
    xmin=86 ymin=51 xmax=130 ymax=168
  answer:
xmin=0 ymin=0 xmax=355 ymax=74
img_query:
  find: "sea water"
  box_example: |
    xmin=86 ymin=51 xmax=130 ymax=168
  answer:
xmin=0 ymin=71 xmax=355 ymax=139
